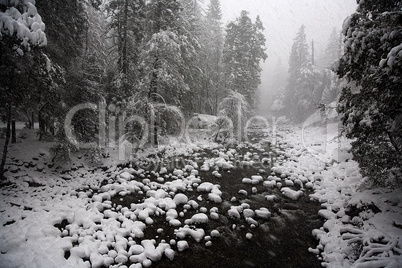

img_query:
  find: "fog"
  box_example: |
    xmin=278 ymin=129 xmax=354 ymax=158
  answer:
xmin=217 ymin=0 xmax=357 ymax=115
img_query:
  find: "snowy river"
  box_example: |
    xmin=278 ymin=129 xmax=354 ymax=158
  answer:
xmin=2 ymin=127 xmax=400 ymax=268
xmin=81 ymin=136 xmax=324 ymax=267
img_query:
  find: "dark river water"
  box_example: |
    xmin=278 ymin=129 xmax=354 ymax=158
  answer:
xmin=108 ymin=137 xmax=323 ymax=268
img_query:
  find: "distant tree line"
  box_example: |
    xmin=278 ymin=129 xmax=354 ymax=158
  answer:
xmin=273 ymin=25 xmax=343 ymax=122
xmin=273 ymin=0 xmax=401 ymax=187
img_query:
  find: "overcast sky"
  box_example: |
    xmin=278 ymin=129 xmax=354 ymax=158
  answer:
xmin=212 ymin=0 xmax=358 ymax=110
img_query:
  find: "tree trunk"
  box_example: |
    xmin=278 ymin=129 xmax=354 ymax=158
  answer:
xmin=31 ymin=112 xmax=34 ymax=129
xmin=149 ymin=58 xmax=159 ymax=147
xmin=0 ymin=105 xmax=12 ymax=180
xmin=11 ymin=120 xmax=16 ymax=144
xmin=214 ymin=94 xmax=218 ymax=115
xmin=122 ymin=0 xmax=129 ymax=76
xmin=25 ymin=111 xmax=33 ymax=129
xmin=38 ymin=101 xmax=50 ymax=141
xmin=39 ymin=110 xmax=45 ymax=141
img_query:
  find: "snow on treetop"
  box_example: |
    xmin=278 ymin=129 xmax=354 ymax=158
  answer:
xmin=0 ymin=0 xmax=46 ymax=49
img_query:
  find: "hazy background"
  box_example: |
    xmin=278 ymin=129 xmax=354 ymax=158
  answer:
xmin=216 ymin=0 xmax=357 ymax=115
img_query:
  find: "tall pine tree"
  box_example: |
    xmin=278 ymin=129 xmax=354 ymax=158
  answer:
xmin=200 ymin=0 xmax=224 ymax=114
xmin=0 ymin=0 xmax=48 ymax=177
xmin=106 ymin=0 xmax=146 ymax=99
xmin=178 ymin=0 xmax=204 ymax=115
xmin=139 ymin=0 xmax=195 ymax=145
xmin=281 ymin=25 xmax=328 ymax=122
xmin=318 ymin=28 xmax=342 ymax=70
xmin=223 ymin=11 xmax=267 ymax=109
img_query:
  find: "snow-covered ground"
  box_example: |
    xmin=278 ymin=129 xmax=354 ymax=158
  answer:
xmin=0 ymin=123 xmax=401 ymax=268
xmin=282 ymin=124 xmax=402 ymax=268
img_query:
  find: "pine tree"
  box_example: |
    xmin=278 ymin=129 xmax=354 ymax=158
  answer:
xmin=250 ymin=15 xmax=267 ymax=108
xmin=106 ymin=0 xmax=146 ymax=99
xmin=139 ymin=0 xmax=194 ymax=145
xmin=337 ymin=0 xmax=402 ymax=186
xmin=37 ymin=1 xmax=111 ymax=147
xmin=318 ymin=28 xmax=342 ymax=70
xmin=1 ymin=0 xmax=57 ymax=140
xmin=223 ymin=11 xmax=267 ymax=109
xmin=282 ymin=25 xmax=313 ymax=121
xmin=271 ymin=58 xmax=288 ymax=115
xmin=36 ymin=0 xmax=86 ymax=67
xmin=200 ymin=0 xmax=224 ymax=115
xmin=34 ymin=0 xmax=91 ymax=141
xmin=288 ymin=25 xmax=310 ymax=79
xmin=0 ymin=0 xmax=48 ymax=178
xmin=178 ymin=0 xmax=204 ymax=116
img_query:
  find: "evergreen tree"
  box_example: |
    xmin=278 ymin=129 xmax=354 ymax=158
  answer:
xmin=250 ymin=15 xmax=267 ymax=108
xmin=0 ymin=0 xmax=48 ymax=177
xmin=223 ymin=11 xmax=267 ymax=109
xmin=139 ymin=0 xmax=195 ymax=145
xmin=36 ymin=0 xmax=87 ymax=67
xmin=141 ymin=0 xmax=187 ymax=104
xmin=106 ymin=0 xmax=146 ymax=99
xmin=288 ymin=25 xmax=310 ymax=80
xmin=139 ymin=30 xmax=189 ymax=106
xmin=271 ymin=58 xmax=288 ymax=115
xmin=178 ymin=0 xmax=204 ymax=115
xmin=319 ymin=28 xmax=342 ymax=70
xmin=1 ymin=0 xmax=59 ymax=140
xmin=337 ymin=0 xmax=402 ymax=186
xmin=282 ymin=25 xmax=313 ymax=121
xmin=318 ymin=69 xmax=335 ymax=104
xmin=275 ymin=26 xmax=343 ymax=120
xmin=34 ymin=0 xmax=88 ymax=141
xmin=200 ymin=0 xmax=224 ymax=114
xmin=309 ymin=28 xmax=345 ymax=107
xmin=316 ymin=28 xmax=345 ymax=105
xmin=37 ymin=1 xmax=111 ymax=148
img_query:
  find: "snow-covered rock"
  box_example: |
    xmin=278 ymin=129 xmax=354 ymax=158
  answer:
xmin=191 ymin=213 xmax=209 ymax=224
xmin=175 ymin=227 xmax=205 ymax=242
xmin=255 ymin=208 xmax=271 ymax=219
xmin=281 ymin=187 xmax=303 ymax=200
xmin=177 ymin=240 xmax=189 ymax=252
xmin=173 ymin=193 xmax=188 ymax=205
xmin=208 ymin=193 xmax=222 ymax=203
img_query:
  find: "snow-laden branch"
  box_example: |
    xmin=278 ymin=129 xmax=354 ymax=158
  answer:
xmin=0 ymin=0 xmax=46 ymax=50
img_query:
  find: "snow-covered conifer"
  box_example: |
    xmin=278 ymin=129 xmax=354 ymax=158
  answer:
xmin=337 ymin=0 xmax=402 ymax=186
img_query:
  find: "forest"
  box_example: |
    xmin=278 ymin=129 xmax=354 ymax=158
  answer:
xmin=1 ymin=0 xmax=400 ymax=186
xmin=0 ymin=0 xmax=401 ymax=268
xmin=0 ymin=0 xmax=266 ymax=154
